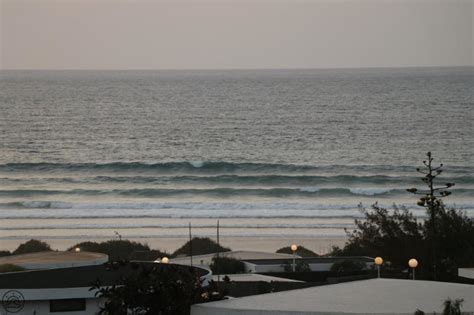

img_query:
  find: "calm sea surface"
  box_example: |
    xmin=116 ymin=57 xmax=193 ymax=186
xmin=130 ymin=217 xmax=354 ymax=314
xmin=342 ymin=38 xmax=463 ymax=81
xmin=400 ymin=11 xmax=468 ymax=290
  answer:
xmin=0 ymin=68 xmax=473 ymax=247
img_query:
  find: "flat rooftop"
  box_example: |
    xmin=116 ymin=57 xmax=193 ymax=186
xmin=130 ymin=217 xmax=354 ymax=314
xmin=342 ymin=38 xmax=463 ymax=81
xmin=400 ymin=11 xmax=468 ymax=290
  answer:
xmin=171 ymin=250 xmax=298 ymax=265
xmin=242 ymin=256 xmax=373 ymax=265
xmin=192 ymin=279 xmax=474 ymax=315
xmin=0 ymin=262 xmax=208 ymax=289
xmin=0 ymin=251 xmax=107 ymax=265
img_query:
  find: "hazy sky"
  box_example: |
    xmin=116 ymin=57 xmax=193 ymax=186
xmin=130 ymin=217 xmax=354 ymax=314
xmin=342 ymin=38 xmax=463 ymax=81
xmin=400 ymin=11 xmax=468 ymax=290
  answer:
xmin=1 ymin=0 xmax=473 ymax=70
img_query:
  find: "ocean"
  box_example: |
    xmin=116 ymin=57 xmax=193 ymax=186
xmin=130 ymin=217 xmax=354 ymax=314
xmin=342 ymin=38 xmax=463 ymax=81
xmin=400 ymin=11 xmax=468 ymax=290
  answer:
xmin=0 ymin=67 xmax=473 ymax=252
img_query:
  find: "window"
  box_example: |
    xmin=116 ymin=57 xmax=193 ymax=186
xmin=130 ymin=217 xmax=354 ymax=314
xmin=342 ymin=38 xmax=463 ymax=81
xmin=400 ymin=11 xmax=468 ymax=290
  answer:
xmin=49 ymin=299 xmax=86 ymax=312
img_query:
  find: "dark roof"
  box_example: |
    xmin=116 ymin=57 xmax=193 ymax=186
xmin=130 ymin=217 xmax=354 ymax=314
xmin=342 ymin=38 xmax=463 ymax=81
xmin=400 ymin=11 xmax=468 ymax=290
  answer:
xmin=0 ymin=262 xmax=208 ymax=289
xmin=242 ymin=256 xmax=373 ymax=265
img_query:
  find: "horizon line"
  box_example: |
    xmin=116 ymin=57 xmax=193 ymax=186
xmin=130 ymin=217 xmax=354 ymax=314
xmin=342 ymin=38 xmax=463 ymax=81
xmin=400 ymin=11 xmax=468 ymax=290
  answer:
xmin=1 ymin=65 xmax=473 ymax=72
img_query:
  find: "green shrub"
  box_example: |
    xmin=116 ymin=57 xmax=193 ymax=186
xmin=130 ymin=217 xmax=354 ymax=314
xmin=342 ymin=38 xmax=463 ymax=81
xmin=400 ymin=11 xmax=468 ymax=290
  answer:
xmin=92 ymin=263 xmax=205 ymax=315
xmin=210 ymin=256 xmax=246 ymax=274
xmin=68 ymin=240 xmax=166 ymax=261
xmin=13 ymin=239 xmax=52 ymax=255
xmin=0 ymin=251 xmax=11 ymax=257
xmin=0 ymin=264 xmax=26 ymax=273
xmin=173 ymin=237 xmax=230 ymax=257
xmin=330 ymin=259 xmax=366 ymax=273
xmin=331 ymin=153 xmax=474 ymax=280
xmin=443 ymin=298 xmax=463 ymax=315
xmin=276 ymin=246 xmax=318 ymax=257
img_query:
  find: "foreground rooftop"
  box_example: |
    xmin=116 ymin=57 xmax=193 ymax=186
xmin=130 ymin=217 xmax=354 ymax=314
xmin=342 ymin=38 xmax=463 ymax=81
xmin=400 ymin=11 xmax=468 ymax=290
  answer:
xmin=192 ymin=278 xmax=474 ymax=315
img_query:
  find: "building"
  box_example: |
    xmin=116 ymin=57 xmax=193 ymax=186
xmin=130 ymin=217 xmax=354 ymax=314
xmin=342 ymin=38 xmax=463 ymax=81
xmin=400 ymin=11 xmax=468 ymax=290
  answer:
xmin=242 ymin=256 xmax=373 ymax=273
xmin=0 ymin=262 xmax=211 ymax=315
xmin=191 ymin=278 xmax=474 ymax=315
xmin=171 ymin=250 xmax=299 ymax=267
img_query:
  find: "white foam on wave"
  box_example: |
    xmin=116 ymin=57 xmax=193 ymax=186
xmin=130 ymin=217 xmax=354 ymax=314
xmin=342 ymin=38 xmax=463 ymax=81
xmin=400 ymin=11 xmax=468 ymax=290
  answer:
xmin=190 ymin=160 xmax=205 ymax=168
xmin=9 ymin=201 xmax=357 ymax=211
xmin=298 ymin=187 xmax=321 ymax=192
xmin=349 ymin=187 xmax=394 ymax=195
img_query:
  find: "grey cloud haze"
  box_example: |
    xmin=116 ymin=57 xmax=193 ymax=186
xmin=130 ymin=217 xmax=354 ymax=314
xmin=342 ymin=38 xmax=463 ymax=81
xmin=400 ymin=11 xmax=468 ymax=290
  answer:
xmin=1 ymin=0 xmax=473 ymax=69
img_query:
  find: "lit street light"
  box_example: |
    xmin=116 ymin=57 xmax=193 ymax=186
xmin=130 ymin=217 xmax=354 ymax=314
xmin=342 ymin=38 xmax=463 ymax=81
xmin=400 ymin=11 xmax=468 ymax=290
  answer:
xmin=291 ymin=244 xmax=298 ymax=272
xmin=408 ymin=258 xmax=418 ymax=280
xmin=374 ymin=256 xmax=383 ymax=278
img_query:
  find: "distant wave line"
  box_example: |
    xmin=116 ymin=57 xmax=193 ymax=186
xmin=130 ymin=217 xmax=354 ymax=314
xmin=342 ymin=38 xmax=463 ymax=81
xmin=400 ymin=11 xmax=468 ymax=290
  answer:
xmin=1 ymin=161 xmax=472 ymax=175
xmin=1 ymin=174 xmax=473 ymax=186
xmin=1 ymin=187 xmax=473 ymax=198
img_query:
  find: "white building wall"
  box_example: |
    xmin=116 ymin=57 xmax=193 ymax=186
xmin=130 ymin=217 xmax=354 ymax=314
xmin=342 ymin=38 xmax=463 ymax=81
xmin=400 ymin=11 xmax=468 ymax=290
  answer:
xmin=245 ymin=262 xmax=335 ymax=273
xmin=458 ymin=268 xmax=474 ymax=279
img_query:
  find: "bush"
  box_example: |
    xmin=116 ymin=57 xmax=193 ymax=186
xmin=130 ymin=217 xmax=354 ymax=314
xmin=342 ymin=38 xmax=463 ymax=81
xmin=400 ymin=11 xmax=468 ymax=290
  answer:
xmin=331 ymin=153 xmax=474 ymax=280
xmin=68 ymin=240 xmax=166 ymax=262
xmin=0 ymin=251 xmax=11 ymax=257
xmin=0 ymin=264 xmax=25 ymax=273
xmin=210 ymin=256 xmax=246 ymax=274
xmin=276 ymin=246 xmax=318 ymax=257
xmin=172 ymin=237 xmax=230 ymax=257
xmin=13 ymin=239 xmax=52 ymax=255
xmin=330 ymin=259 xmax=366 ymax=273
xmin=282 ymin=260 xmax=311 ymax=272
xmin=331 ymin=203 xmax=425 ymax=269
xmin=92 ymin=263 xmax=205 ymax=315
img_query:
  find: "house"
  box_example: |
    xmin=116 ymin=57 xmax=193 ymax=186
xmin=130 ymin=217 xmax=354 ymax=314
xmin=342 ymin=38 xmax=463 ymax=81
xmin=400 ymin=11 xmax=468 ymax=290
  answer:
xmin=242 ymin=256 xmax=373 ymax=273
xmin=0 ymin=261 xmax=211 ymax=315
xmin=170 ymin=250 xmax=298 ymax=267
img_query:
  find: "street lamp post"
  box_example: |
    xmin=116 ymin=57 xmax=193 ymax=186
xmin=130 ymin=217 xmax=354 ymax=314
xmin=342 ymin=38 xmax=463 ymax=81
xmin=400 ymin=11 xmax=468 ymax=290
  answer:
xmin=291 ymin=244 xmax=298 ymax=272
xmin=374 ymin=256 xmax=383 ymax=278
xmin=408 ymin=258 xmax=418 ymax=280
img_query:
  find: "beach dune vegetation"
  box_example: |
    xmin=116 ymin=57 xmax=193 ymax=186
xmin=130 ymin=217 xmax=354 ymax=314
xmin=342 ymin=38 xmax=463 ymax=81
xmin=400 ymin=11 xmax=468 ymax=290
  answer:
xmin=13 ymin=239 xmax=52 ymax=255
xmin=172 ymin=237 xmax=230 ymax=257
xmin=276 ymin=245 xmax=318 ymax=257
xmin=68 ymin=240 xmax=167 ymax=262
xmin=209 ymin=256 xmax=246 ymax=274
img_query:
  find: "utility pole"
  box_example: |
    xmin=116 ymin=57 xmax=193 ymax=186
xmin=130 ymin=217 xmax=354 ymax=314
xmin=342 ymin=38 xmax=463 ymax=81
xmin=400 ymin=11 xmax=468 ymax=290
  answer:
xmin=217 ymin=220 xmax=220 ymax=283
xmin=189 ymin=222 xmax=193 ymax=266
